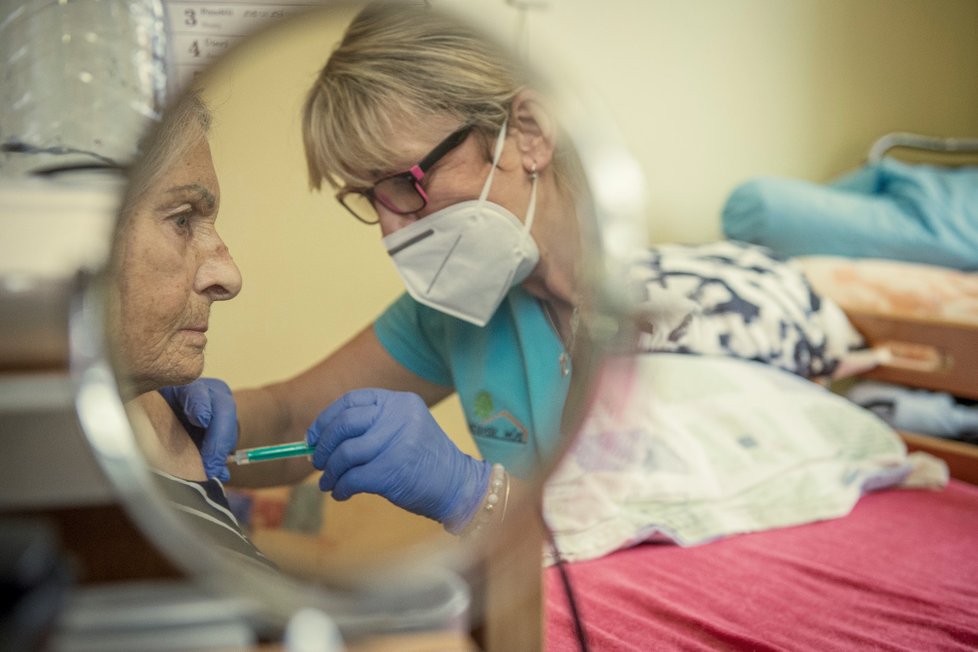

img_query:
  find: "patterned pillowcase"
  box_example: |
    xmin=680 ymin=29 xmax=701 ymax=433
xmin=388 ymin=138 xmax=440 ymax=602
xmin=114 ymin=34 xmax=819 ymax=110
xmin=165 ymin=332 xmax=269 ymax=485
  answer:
xmin=630 ymin=240 xmax=863 ymax=378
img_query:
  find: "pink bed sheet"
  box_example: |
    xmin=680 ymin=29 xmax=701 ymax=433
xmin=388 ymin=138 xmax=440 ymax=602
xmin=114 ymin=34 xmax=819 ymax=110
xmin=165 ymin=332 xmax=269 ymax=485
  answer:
xmin=545 ymin=481 xmax=978 ymax=651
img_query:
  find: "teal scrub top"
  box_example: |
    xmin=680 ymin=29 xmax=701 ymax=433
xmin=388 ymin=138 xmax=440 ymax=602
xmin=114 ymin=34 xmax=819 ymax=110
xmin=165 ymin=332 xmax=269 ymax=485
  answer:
xmin=373 ymin=286 xmax=571 ymax=479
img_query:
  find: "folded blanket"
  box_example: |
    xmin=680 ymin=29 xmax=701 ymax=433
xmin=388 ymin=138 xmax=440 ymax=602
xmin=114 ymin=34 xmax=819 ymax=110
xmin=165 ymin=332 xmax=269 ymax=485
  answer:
xmin=722 ymin=158 xmax=978 ymax=270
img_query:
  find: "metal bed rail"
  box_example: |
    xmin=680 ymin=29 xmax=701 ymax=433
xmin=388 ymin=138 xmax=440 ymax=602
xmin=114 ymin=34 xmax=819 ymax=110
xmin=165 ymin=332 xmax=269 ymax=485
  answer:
xmin=868 ymin=132 xmax=978 ymax=164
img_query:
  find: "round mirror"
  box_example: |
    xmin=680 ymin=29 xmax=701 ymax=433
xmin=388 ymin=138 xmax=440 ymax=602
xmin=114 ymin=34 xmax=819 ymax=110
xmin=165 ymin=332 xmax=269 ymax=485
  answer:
xmin=2 ymin=0 xmax=646 ymax=645
xmin=154 ymin=0 xmax=639 ymax=576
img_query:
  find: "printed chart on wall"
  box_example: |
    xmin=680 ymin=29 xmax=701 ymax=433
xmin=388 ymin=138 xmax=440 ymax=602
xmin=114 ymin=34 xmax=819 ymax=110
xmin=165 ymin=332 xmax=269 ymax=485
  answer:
xmin=163 ymin=1 xmax=322 ymax=97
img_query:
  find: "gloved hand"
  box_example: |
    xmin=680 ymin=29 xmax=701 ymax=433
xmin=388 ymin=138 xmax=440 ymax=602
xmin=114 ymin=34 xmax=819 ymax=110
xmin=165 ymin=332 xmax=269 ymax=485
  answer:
xmin=306 ymin=388 xmax=490 ymax=533
xmin=158 ymin=377 xmax=239 ymax=482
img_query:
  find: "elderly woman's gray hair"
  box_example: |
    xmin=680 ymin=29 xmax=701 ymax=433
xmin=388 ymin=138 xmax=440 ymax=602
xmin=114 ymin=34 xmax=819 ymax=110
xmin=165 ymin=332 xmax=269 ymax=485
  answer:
xmin=121 ymin=92 xmax=212 ymax=220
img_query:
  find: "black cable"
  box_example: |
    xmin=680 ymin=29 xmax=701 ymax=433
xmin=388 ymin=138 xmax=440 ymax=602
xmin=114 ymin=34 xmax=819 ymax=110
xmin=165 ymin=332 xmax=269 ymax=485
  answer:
xmin=541 ymin=510 xmax=590 ymax=652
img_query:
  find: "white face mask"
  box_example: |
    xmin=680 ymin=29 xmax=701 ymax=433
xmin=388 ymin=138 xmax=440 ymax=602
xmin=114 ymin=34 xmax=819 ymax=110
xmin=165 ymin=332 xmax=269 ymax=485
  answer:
xmin=382 ymin=121 xmax=540 ymax=327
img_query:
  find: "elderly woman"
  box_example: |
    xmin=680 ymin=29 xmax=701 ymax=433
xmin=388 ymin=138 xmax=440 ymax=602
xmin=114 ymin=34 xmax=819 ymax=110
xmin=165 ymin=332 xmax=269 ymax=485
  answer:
xmin=111 ymin=93 xmax=271 ymax=568
xmin=169 ymin=2 xmax=588 ymax=537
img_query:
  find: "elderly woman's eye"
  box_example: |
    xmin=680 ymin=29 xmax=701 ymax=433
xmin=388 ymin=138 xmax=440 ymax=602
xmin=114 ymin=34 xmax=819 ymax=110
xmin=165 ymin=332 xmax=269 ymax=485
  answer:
xmin=167 ymin=205 xmax=195 ymax=232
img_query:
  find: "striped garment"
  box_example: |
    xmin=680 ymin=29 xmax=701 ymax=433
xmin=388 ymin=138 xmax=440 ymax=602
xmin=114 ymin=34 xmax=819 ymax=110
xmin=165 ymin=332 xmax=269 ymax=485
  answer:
xmin=152 ymin=470 xmax=276 ymax=571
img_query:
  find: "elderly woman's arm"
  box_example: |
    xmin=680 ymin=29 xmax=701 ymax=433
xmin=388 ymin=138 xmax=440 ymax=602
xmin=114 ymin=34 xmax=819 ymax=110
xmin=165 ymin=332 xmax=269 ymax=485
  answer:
xmin=133 ymin=392 xmax=209 ymax=481
xmin=228 ymin=323 xmax=453 ymax=487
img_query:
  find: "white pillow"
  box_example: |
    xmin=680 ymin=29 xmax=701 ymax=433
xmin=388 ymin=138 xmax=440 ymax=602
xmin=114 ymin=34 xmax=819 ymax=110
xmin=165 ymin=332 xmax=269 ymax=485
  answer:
xmin=544 ymin=353 xmax=946 ymax=563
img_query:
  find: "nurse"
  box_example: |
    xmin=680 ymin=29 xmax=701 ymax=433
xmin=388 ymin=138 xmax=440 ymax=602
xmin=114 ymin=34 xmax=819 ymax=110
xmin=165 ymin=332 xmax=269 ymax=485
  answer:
xmin=163 ymin=1 xmax=588 ymax=536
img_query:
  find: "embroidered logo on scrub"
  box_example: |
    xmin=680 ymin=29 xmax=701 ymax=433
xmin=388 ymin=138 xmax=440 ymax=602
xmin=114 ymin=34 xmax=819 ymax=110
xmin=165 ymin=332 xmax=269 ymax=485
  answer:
xmin=468 ymin=390 xmax=528 ymax=444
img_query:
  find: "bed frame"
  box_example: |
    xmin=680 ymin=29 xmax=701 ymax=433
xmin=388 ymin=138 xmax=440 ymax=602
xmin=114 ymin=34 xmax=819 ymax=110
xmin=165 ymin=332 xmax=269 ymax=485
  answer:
xmin=843 ymin=309 xmax=978 ymax=485
xmin=837 ymin=132 xmax=978 ymax=488
xmin=843 ymin=312 xmax=978 ymax=401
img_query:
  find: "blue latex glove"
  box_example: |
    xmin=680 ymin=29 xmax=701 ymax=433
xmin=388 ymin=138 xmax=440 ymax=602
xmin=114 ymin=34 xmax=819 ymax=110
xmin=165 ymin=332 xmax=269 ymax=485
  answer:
xmin=306 ymin=388 xmax=491 ymax=533
xmin=158 ymin=378 xmax=239 ymax=482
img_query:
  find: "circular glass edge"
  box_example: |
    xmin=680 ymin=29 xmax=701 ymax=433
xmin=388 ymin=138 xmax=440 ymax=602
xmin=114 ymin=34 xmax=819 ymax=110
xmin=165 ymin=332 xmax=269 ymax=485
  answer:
xmin=74 ymin=0 xmax=650 ymax=640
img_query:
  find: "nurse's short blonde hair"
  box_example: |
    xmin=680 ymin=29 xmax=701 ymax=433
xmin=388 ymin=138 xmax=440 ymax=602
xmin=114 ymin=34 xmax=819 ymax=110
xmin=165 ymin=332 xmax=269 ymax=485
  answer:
xmin=302 ymin=1 xmax=571 ymax=191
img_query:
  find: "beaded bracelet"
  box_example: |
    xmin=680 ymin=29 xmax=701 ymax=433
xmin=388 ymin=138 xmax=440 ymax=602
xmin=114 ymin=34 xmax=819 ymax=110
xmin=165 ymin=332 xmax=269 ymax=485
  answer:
xmin=463 ymin=463 xmax=510 ymax=538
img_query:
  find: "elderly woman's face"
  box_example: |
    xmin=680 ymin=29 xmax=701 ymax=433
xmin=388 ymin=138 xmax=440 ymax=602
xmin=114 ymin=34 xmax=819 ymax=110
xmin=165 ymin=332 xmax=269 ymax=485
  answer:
xmin=114 ymin=131 xmax=241 ymax=394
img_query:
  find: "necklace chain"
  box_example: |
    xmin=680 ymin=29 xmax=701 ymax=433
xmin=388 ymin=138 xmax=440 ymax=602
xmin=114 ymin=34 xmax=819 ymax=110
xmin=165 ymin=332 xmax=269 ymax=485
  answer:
xmin=543 ymin=302 xmax=579 ymax=377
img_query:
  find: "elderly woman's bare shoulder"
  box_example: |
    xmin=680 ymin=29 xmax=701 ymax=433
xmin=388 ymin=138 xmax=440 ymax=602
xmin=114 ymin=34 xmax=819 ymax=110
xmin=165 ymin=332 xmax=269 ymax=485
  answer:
xmin=131 ymin=392 xmax=208 ymax=481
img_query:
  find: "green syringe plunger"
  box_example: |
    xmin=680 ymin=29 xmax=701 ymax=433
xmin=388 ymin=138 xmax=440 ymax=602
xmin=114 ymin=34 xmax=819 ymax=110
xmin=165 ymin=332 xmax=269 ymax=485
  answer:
xmin=230 ymin=441 xmax=315 ymax=465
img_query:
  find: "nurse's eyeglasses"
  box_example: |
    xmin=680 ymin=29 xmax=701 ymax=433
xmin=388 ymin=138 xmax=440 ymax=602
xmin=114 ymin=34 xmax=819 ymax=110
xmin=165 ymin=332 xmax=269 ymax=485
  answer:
xmin=336 ymin=124 xmax=474 ymax=225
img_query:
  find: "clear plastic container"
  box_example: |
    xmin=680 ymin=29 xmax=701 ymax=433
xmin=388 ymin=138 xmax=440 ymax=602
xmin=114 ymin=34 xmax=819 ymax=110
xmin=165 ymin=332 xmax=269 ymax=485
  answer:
xmin=0 ymin=0 xmax=167 ymax=176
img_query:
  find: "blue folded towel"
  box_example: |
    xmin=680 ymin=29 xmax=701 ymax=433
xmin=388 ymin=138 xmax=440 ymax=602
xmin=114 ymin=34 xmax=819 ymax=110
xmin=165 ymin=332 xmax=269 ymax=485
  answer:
xmin=722 ymin=158 xmax=978 ymax=270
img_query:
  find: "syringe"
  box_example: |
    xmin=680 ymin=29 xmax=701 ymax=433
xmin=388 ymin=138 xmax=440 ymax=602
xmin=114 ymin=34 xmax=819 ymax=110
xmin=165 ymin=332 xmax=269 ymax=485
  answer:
xmin=230 ymin=441 xmax=315 ymax=465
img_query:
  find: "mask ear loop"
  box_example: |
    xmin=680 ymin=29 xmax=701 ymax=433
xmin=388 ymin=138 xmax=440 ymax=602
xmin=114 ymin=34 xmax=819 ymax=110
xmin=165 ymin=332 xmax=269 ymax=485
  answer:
xmin=478 ymin=118 xmax=510 ymax=204
xmin=477 ymin=119 xmax=538 ymax=253
xmin=522 ymin=163 xmax=538 ymax=243
xmin=477 ymin=119 xmax=538 ymax=235
xmin=504 ymin=162 xmax=539 ymax=294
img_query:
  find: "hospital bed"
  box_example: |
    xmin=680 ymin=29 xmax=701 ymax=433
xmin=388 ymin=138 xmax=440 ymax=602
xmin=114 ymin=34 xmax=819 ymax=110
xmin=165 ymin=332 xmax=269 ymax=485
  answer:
xmin=539 ymin=278 xmax=978 ymax=651
xmin=489 ymin=133 xmax=978 ymax=651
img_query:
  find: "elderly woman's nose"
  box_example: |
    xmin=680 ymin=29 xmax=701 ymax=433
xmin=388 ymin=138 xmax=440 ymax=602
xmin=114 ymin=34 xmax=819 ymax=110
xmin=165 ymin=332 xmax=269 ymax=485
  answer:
xmin=196 ymin=238 xmax=242 ymax=301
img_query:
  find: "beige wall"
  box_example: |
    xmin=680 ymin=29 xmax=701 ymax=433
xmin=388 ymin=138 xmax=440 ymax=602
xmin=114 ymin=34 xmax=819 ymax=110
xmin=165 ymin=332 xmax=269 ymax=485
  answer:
xmin=200 ymin=0 xmax=978 ymax=437
xmin=201 ymin=5 xmax=381 ymax=385
xmin=447 ymin=0 xmax=978 ymax=244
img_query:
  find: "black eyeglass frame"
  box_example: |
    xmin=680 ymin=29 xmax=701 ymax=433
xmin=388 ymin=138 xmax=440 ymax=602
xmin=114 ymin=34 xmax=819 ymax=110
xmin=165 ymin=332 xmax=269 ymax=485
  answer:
xmin=335 ymin=124 xmax=475 ymax=225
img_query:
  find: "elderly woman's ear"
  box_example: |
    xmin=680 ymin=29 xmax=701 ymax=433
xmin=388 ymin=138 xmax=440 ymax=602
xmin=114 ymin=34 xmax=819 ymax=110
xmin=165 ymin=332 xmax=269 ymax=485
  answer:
xmin=511 ymin=88 xmax=557 ymax=174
